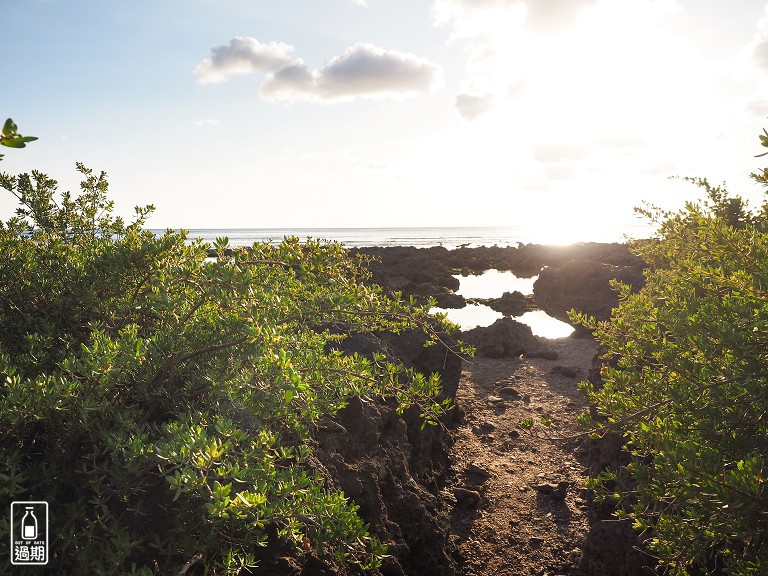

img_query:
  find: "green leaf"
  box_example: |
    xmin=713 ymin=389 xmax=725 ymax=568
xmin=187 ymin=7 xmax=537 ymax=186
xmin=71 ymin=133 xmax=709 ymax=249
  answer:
xmin=2 ymin=118 xmax=17 ymax=137
xmin=0 ymin=136 xmax=38 ymax=149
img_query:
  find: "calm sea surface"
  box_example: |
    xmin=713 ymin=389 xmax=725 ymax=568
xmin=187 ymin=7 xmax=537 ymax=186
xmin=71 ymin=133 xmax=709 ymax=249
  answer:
xmin=152 ymin=223 xmax=654 ymax=249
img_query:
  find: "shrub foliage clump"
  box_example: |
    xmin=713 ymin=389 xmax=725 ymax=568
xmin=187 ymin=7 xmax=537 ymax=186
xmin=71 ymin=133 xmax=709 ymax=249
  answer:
xmin=576 ymin=141 xmax=768 ymax=574
xmin=0 ymin=164 xmax=456 ymax=574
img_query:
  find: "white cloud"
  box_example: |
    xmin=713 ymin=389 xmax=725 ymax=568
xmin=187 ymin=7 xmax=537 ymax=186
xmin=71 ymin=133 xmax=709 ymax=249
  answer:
xmin=433 ymin=0 xmax=524 ymax=39
xmin=755 ymin=38 xmax=768 ymax=70
xmin=351 ymin=0 xmax=368 ymax=6
xmin=261 ymin=43 xmax=444 ymax=102
xmin=435 ymin=0 xmax=599 ymax=36
xmin=194 ymin=37 xmax=296 ymax=84
xmin=433 ymin=0 xmax=679 ymax=36
xmin=750 ymin=5 xmax=768 ymax=72
xmin=433 ymin=0 xmax=685 ymax=112
xmin=260 ymin=61 xmax=315 ymax=97
xmin=728 ymin=4 xmax=768 ymax=118
xmin=455 ymin=92 xmax=494 ymax=119
xmin=520 ymin=0 xmax=598 ymax=33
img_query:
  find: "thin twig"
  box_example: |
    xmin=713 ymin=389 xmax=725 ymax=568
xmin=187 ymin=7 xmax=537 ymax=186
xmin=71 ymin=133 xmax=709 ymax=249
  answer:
xmin=177 ymin=553 xmax=203 ymax=575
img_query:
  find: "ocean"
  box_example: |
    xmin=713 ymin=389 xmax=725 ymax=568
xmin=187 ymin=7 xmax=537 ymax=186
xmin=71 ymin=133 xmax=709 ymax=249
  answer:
xmin=152 ymin=223 xmax=655 ymax=249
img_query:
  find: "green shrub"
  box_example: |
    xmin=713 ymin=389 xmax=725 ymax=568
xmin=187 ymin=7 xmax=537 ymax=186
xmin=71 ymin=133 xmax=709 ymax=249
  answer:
xmin=575 ymin=137 xmax=768 ymax=575
xmin=0 ymin=164 xmax=456 ymax=574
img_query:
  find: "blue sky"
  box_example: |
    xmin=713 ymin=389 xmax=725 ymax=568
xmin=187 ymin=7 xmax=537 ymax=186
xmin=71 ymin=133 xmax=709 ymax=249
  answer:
xmin=3 ymin=0 xmax=768 ymax=239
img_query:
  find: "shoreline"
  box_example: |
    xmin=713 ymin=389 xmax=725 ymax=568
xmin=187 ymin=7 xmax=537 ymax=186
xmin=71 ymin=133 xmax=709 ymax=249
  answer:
xmin=166 ymin=224 xmax=654 ymax=250
xmin=207 ymin=241 xmax=645 ymax=272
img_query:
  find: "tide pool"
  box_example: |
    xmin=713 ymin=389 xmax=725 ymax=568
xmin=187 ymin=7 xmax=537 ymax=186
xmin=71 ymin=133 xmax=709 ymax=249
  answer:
xmin=432 ymin=270 xmax=574 ymax=339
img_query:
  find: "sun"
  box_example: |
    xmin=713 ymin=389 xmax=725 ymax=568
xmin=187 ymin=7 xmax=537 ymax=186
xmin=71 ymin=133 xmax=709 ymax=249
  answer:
xmin=523 ymin=210 xmax=591 ymax=246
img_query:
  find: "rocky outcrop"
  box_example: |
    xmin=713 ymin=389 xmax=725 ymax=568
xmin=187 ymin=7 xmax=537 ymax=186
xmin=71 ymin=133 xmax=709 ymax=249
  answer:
xmin=353 ymin=246 xmax=462 ymax=307
xmin=446 ymin=242 xmax=643 ymax=277
xmin=311 ymin=327 xmax=464 ymax=575
xmin=353 ymin=243 xmax=645 ymax=306
xmin=468 ymin=291 xmax=535 ymax=317
xmin=433 ymin=292 xmax=467 ymax=309
xmin=460 ymin=318 xmax=557 ymax=359
xmin=533 ymin=259 xmax=645 ymax=335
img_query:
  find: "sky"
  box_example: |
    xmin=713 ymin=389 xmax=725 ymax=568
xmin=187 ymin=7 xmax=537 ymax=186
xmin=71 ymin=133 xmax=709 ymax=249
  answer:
xmin=3 ymin=0 xmax=768 ymax=239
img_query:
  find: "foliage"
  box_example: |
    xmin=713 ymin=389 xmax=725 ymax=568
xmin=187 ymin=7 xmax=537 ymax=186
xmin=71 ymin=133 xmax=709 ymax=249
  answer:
xmin=573 ymin=132 xmax=768 ymax=575
xmin=0 ymin=164 xmax=458 ymax=574
xmin=756 ymin=127 xmax=768 ymax=158
xmin=0 ymin=118 xmax=37 ymax=161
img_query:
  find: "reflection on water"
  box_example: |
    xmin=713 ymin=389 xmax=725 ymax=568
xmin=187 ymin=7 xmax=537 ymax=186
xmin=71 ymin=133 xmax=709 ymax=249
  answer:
xmin=432 ymin=304 xmax=503 ymax=330
xmin=455 ymin=270 xmax=536 ymax=298
xmin=517 ymin=310 xmax=574 ymax=339
xmin=432 ymin=269 xmax=575 ymax=339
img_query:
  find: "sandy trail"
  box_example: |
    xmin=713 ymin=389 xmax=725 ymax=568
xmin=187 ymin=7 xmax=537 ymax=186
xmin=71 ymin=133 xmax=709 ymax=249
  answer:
xmin=447 ymin=337 xmax=597 ymax=576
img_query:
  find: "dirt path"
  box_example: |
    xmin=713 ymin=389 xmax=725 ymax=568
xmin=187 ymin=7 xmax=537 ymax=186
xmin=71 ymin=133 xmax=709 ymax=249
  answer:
xmin=446 ymin=337 xmax=597 ymax=576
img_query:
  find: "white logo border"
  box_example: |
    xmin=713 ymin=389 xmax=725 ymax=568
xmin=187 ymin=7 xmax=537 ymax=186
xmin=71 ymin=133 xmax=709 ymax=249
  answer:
xmin=10 ymin=501 xmax=49 ymax=566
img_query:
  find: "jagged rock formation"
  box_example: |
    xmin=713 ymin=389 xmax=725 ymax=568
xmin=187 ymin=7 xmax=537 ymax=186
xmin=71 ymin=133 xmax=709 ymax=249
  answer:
xmin=533 ymin=259 xmax=645 ymax=336
xmin=315 ymin=328 xmax=464 ymax=575
xmin=460 ymin=318 xmax=557 ymax=359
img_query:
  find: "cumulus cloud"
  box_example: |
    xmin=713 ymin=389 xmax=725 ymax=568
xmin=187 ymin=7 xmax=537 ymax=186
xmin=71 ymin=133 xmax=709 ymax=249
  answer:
xmin=432 ymin=0 xmax=596 ymax=36
xmin=752 ymin=1 xmax=768 ymax=50
xmin=454 ymin=92 xmax=494 ymax=119
xmin=520 ymin=0 xmax=597 ymax=33
xmin=351 ymin=0 xmax=368 ymax=5
xmin=195 ymin=37 xmax=296 ymax=84
xmin=261 ymin=43 xmax=444 ymax=102
xmin=754 ymin=36 xmax=768 ymax=71
xmin=434 ymin=0 xmax=676 ymax=35
xmin=734 ymin=4 xmax=768 ymax=115
xmin=434 ymin=0 xmax=597 ymax=34
xmin=260 ymin=61 xmax=315 ymax=96
xmin=196 ymin=38 xmax=441 ymax=102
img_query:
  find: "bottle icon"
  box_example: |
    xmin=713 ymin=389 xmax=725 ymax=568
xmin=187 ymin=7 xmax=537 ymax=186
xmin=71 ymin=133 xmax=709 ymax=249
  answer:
xmin=21 ymin=507 xmax=37 ymax=540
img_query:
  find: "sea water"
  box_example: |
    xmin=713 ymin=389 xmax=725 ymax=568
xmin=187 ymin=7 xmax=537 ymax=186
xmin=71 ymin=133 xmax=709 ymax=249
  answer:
xmin=431 ymin=269 xmax=574 ymax=339
xmin=152 ymin=223 xmax=654 ymax=249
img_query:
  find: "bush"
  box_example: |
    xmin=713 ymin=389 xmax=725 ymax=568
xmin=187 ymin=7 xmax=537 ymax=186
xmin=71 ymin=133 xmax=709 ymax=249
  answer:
xmin=0 ymin=164 xmax=457 ymax=574
xmin=575 ymin=138 xmax=768 ymax=574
